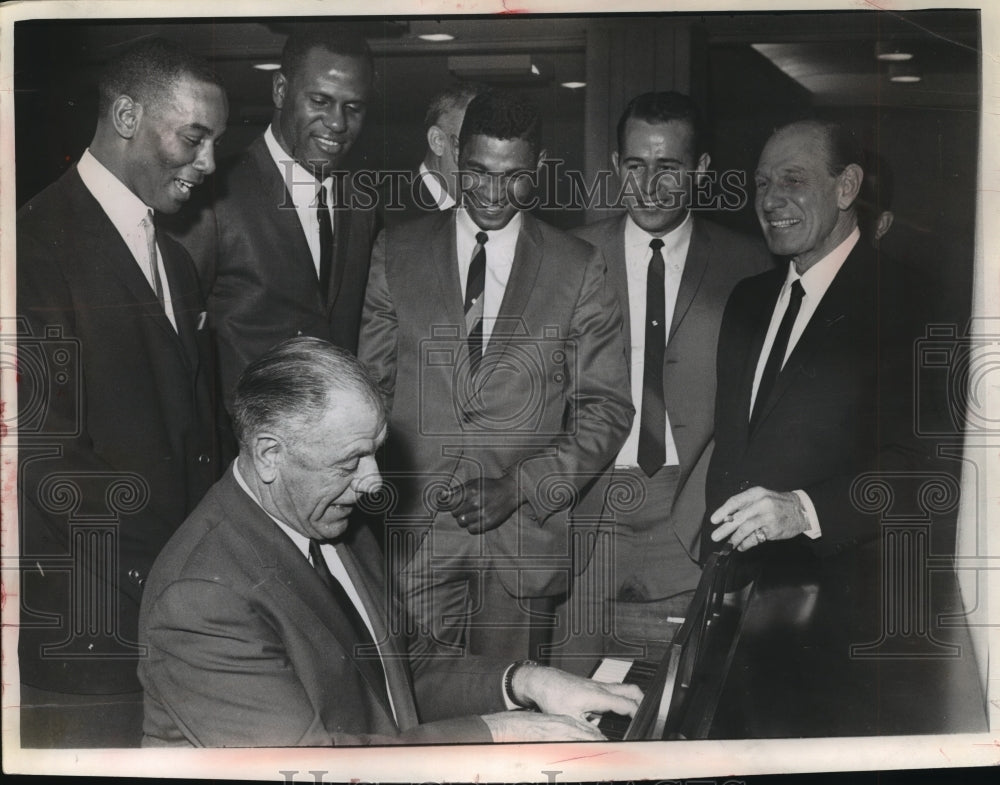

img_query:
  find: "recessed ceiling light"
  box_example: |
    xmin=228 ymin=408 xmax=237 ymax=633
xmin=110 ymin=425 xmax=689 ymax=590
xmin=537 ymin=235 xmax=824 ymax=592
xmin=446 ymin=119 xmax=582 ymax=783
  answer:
xmin=253 ymin=63 xmax=280 ymax=71
xmin=888 ymin=62 xmax=921 ymax=83
xmin=561 ymin=81 xmax=586 ymax=90
xmin=419 ymin=33 xmax=455 ymax=42
xmin=876 ymin=42 xmax=914 ymax=62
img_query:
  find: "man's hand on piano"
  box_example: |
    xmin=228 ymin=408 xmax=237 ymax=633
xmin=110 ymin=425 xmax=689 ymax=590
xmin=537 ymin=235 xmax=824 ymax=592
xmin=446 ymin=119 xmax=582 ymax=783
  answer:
xmin=481 ymin=710 xmax=609 ymax=742
xmin=709 ymin=486 xmax=809 ymax=551
xmin=512 ymin=664 xmax=643 ymax=727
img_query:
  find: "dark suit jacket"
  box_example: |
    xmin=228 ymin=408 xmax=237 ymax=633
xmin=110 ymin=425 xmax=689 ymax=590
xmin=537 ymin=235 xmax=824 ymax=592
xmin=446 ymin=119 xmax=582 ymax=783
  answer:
xmin=138 ymin=468 xmax=503 ymax=747
xmin=572 ymin=215 xmax=772 ymax=590
xmin=706 ymin=239 xmax=921 ymax=559
xmin=16 ymin=167 xmax=220 ymax=694
xmin=377 ymin=167 xmax=446 ymax=231
xmin=359 ymin=210 xmax=634 ymax=598
xmin=167 ymin=135 xmax=378 ymax=409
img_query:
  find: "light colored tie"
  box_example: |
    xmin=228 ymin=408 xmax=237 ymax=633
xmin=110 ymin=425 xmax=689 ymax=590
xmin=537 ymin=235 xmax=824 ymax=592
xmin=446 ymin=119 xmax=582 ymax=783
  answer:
xmin=140 ymin=211 xmax=165 ymax=310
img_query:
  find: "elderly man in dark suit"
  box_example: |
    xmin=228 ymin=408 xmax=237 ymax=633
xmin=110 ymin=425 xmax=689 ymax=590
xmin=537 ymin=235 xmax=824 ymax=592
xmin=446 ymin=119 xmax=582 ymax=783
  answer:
xmin=171 ymin=25 xmax=377 ymax=410
xmin=359 ymin=90 xmax=633 ymax=665
xmin=16 ymin=38 xmax=227 ymax=747
xmin=570 ymin=93 xmax=771 ymax=633
xmin=138 ymin=337 xmax=641 ymax=746
xmin=705 ymin=119 xmax=921 ymax=559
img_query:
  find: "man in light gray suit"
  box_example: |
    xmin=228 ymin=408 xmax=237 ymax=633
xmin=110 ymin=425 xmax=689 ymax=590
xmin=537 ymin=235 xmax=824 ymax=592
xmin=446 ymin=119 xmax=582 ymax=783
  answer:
xmin=570 ymin=92 xmax=771 ymax=650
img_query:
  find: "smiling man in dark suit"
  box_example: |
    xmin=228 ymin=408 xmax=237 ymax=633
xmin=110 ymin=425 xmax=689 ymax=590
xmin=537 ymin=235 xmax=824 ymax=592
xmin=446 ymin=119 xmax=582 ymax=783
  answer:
xmin=16 ymin=37 xmax=227 ymax=747
xmin=172 ymin=25 xmax=378 ymax=410
xmin=705 ymin=119 xmax=919 ymax=559
xmin=359 ymin=90 xmax=633 ymax=664
xmin=571 ymin=93 xmax=771 ymax=625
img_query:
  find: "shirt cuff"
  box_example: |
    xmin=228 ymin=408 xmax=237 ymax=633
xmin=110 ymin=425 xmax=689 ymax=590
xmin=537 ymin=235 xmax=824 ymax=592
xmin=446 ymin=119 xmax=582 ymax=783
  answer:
xmin=793 ymin=489 xmax=822 ymax=539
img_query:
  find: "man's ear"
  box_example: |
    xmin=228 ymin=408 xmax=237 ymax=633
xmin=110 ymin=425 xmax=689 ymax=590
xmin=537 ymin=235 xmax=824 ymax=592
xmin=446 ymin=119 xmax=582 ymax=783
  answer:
xmin=695 ymin=152 xmax=711 ymax=174
xmin=535 ymin=148 xmax=548 ymax=175
xmin=611 ymin=151 xmax=620 ymax=172
xmin=272 ymin=71 xmax=288 ymax=110
xmin=250 ymin=433 xmax=283 ymax=484
xmin=111 ymin=95 xmax=141 ymax=140
xmin=875 ymin=210 xmax=895 ymax=241
xmin=837 ymin=163 xmax=864 ymax=209
xmin=427 ymin=125 xmax=448 ymax=157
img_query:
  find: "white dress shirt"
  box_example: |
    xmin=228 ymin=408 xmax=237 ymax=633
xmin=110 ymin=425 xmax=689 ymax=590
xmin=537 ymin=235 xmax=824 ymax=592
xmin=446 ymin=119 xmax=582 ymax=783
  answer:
xmin=615 ymin=212 xmax=693 ymax=469
xmin=748 ymin=227 xmax=861 ymax=538
xmin=264 ymin=125 xmax=332 ymax=278
xmin=76 ymin=148 xmax=177 ymax=330
xmin=455 ymin=208 xmax=523 ymax=346
xmin=419 ymin=162 xmax=455 ymax=210
xmin=231 ymin=460 xmax=397 ymax=722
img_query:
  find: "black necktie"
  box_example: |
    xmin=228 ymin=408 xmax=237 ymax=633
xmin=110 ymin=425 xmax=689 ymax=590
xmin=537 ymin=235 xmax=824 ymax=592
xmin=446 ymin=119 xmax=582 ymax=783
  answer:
xmin=637 ymin=238 xmax=667 ymax=478
xmin=317 ymin=182 xmax=333 ymax=303
xmin=308 ymin=539 xmax=387 ymax=696
xmin=464 ymin=231 xmax=488 ymax=371
xmin=751 ymin=279 xmax=806 ymax=430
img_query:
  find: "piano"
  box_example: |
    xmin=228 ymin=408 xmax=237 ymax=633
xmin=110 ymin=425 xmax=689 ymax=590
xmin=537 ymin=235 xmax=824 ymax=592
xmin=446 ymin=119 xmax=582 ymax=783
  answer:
xmin=591 ymin=544 xmax=754 ymax=741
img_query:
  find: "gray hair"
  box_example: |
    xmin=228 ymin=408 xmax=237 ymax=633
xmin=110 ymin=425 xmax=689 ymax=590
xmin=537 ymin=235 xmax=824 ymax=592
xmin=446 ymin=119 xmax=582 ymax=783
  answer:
xmin=232 ymin=337 xmax=385 ymax=450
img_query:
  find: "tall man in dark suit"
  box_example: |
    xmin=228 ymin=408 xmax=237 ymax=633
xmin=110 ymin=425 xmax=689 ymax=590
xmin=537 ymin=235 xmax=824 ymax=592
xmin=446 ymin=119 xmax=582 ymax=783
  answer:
xmin=172 ymin=26 xmax=377 ymax=410
xmin=359 ymin=90 xmax=633 ymax=663
xmin=571 ymin=93 xmax=771 ymax=624
xmin=380 ymin=81 xmax=485 ymax=228
xmin=16 ymin=38 xmax=228 ymax=747
xmin=706 ymin=119 xmax=918 ymax=558
xmin=139 ymin=337 xmax=641 ymax=746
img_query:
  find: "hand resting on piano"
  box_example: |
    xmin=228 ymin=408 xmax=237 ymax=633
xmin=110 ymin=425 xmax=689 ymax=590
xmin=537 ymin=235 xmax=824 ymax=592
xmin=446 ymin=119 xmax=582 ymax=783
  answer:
xmin=481 ymin=662 xmax=644 ymax=742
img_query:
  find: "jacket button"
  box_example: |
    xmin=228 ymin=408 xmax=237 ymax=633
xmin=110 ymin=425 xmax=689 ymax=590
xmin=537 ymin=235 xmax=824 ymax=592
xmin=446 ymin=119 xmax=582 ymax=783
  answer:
xmin=128 ymin=569 xmax=142 ymax=582
xmin=197 ymin=454 xmax=211 ymax=464
xmin=738 ymin=480 xmax=752 ymax=491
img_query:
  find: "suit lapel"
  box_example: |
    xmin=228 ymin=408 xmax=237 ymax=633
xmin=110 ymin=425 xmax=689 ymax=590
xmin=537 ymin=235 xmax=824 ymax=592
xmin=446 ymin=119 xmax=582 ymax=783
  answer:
xmin=669 ymin=217 xmax=710 ymax=342
xmin=326 ymin=177 xmax=354 ymax=312
xmin=739 ymin=270 xmax=785 ymax=438
xmin=249 ymin=139 xmax=322 ymax=301
xmin=604 ymin=217 xmax=632 ymax=370
xmin=68 ymin=171 xmax=190 ymax=365
xmin=335 ymin=539 xmax=419 ymax=729
xmin=431 ymin=212 xmax=467 ymax=332
xmin=159 ymin=235 xmax=200 ymax=372
xmin=224 ymin=470 xmax=399 ymax=727
xmin=752 ymin=248 xmax=866 ymax=432
xmin=472 ymin=214 xmax=544 ymax=394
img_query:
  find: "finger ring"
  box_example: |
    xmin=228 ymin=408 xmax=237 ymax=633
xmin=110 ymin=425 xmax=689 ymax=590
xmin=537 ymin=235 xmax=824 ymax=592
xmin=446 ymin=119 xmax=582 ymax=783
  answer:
xmin=755 ymin=528 xmax=766 ymax=544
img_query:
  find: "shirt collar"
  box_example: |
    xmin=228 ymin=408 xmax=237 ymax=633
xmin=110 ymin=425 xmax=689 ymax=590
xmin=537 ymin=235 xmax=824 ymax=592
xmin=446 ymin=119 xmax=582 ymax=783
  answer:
xmin=456 ymin=206 xmax=523 ymax=249
xmin=624 ymin=210 xmax=693 ymax=265
xmin=264 ymin=124 xmax=327 ymax=208
xmin=786 ymin=226 xmax=860 ymax=299
xmin=76 ymin=148 xmax=151 ymax=231
xmin=419 ymin=162 xmax=455 ymax=210
xmin=232 ymin=459 xmax=312 ymax=560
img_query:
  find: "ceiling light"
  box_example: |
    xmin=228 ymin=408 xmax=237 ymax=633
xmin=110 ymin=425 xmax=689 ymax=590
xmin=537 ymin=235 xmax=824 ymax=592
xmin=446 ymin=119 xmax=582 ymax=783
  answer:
xmin=253 ymin=63 xmax=280 ymax=71
xmin=888 ymin=62 xmax=921 ymax=83
xmin=876 ymin=41 xmax=914 ymax=62
xmin=448 ymin=55 xmax=548 ymax=83
xmin=419 ymin=33 xmax=455 ymax=42
xmin=561 ymin=81 xmax=586 ymax=90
